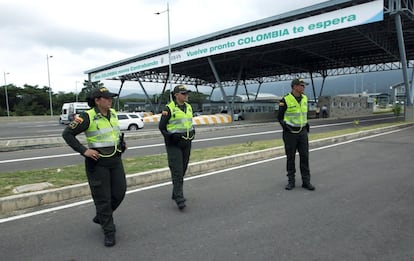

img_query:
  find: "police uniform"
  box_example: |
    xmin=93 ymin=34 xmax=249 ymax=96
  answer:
xmin=62 ymin=87 xmax=126 ymax=246
xmin=278 ymin=79 xmax=315 ymax=191
xmin=158 ymin=85 xmax=195 ymax=210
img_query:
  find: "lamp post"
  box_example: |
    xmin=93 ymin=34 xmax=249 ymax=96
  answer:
xmin=75 ymin=81 xmax=79 ymax=102
xmin=155 ymin=2 xmax=172 ymax=101
xmin=46 ymin=54 xmax=53 ymax=117
xmin=3 ymin=72 xmax=10 ymax=117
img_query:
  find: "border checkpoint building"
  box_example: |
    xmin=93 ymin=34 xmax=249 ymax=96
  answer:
xmin=84 ymin=0 xmax=414 ymax=121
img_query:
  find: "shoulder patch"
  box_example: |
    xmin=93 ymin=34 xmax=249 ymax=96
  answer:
xmin=69 ymin=121 xmax=79 ymax=129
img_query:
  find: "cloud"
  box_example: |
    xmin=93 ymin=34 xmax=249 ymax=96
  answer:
xmin=0 ymin=0 xmax=330 ymax=94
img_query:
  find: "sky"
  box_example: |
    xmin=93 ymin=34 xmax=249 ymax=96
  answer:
xmin=0 ymin=0 xmax=330 ymax=95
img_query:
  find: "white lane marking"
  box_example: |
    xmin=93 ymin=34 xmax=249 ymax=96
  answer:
xmin=0 ymin=153 xmax=80 ymax=164
xmin=0 ymin=117 xmax=394 ymax=164
xmin=0 ymin=131 xmax=277 ymax=164
xmin=0 ymin=126 xmax=407 ymax=224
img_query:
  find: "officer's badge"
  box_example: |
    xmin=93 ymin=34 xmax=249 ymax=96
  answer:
xmin=162 ymin=110 xmax=168 ymax=116
xmin=69 ymin=121 xmax=79 ymax=129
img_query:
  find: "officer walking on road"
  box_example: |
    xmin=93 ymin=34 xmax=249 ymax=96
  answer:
xmin=62 ymin=87 xmax=127 ymax=247
xmin=278 ymin=78 xmax=315 ymax=191
xmin=159 ymin=85 xmax=195 ymax=210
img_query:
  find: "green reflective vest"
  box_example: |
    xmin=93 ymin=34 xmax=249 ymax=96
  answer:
xmin=85 ymin=108 xmax=120 ymax=149
xmin=283 ymin=93 xmax=308 ymax=128
xmin=166 ymin=101 xmax=194 ymax=138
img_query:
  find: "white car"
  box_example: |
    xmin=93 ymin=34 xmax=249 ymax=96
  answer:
xmin=117 ymin=112 xmax=144 ymax=131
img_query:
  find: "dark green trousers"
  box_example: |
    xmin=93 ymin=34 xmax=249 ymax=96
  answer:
xmin=85 ymin=154 xmax=126 ymax=235
xmin=282 ymin=129 xmax=311 ymax=184
xmin=166 ymin=140 xmax=191 ymax=203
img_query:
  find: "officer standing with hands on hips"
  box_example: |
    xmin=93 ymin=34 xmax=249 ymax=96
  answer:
xmin=159 ymin=85 xmax=195 ymax=210
xmin=62 ymin=87 xmax=127 ymax=247
xmin=278 ymin=78 xmax=315 ymax=191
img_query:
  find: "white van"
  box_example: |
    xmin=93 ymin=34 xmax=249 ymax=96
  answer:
xmin=59 ymin=102 xmax=90 ymax=124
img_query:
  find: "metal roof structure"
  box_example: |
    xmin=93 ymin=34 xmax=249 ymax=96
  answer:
xmin=85 ymin=0 xmax=414 ymax=106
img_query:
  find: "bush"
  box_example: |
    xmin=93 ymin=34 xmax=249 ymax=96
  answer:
xmin=393 ymin=104 xmax=402 ymax=117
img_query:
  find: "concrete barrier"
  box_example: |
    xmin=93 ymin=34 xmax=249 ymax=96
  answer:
xmin=141 ymin=112 xmax=153 ymax=117
xmin=143 ymin=114 xmax=233 ymax=125
xmin=143 ymin=114 xmax=161 ymax=123
xmin=193 ymin=114 xmax=232 ymax=125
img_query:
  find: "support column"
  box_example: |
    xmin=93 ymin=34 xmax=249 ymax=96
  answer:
xmin=395 ymin=12 xmax=413 ymax=121
xmin=208 ymin=57 xmax=231 ymax=115
xmin=254 ymin=80 xmax=263 ymax=101
xmin=116 ymin=80 xmax=125 ymax=111
xmin=231 ymin=65 xmax=243 ymax=116
xmin=137 ymin=78 xmax=157 ymax=113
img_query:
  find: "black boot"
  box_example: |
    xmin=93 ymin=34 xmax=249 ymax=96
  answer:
xmin=285 ymin=182 xmax=295 ymax=190
xmin=302 ymin=182 xmax=315 ymax=191
xmin=92 ymin=216 xmax=101 ymax=225
xmin=104 ymin=233 xmax=116 ymax=247
xmin=176 ymin=200 xmax=186 ymax=210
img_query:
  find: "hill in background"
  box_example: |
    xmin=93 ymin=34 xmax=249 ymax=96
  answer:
xmin=118 ymin=70 xmax=407 ymax=100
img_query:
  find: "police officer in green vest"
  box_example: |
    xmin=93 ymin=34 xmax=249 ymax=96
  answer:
xmin=159 ymin=85 xmax=195 ymax=210
xmin=278 ymin=78 xmax=315 ymax=191
xmin=62 ymin=87 xmax=127 ymax=247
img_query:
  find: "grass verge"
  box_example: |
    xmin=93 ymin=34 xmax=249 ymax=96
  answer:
xmin=0 ymin=122 xmax=405 ymax=197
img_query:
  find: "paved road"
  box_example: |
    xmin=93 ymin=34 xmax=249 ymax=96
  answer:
xmin=1 ymin=126 xmax=413 ymax=260
xmin=0 ymin=115 xmax=400 ymax=172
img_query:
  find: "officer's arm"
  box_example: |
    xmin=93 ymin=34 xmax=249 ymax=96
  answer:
xmin=277 ymin=98 xmax=287 ymax=128
xmin=158 ymin=107 xmax=171 ymax=137
xmin=62 ymin=112 xmax=90 ymax=155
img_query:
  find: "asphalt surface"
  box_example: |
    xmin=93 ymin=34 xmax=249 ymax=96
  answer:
xmin=0 ymin=116 xmax=408 ymax=215
xmin=0 ymin=115 xmax=401 ymax=173
xmin=1 ymin=126 xmax=413 ymax=260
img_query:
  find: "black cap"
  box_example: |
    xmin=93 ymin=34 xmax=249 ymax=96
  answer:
xmin=90 ymin=87 xmax=118 ymax=99
xmin=173 ymin=85 xmax=191 ymax=94
xmin=291 ymin=78 xmax=309 ymax=87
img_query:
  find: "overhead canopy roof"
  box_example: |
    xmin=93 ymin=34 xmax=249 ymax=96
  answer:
xmin=85 ymin=0 xmax=414 ymax=89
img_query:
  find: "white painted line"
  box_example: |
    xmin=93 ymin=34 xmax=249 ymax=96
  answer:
xmin=0 ymin=117 xmax=396 ymax=164
xmin=0 ymin=126 xmax=407 ymax=224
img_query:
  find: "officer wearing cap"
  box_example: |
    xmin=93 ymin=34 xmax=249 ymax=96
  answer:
xmin=277 ymin=78 xmax=315 ymax=191
xmin=62 ymin=87 xmax=127 ymax=247
xmin=159 ymin=85 xmax=195 ymax=210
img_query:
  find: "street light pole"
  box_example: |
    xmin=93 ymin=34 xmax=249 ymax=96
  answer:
xmin=75 ymin=81 xmax=79 ymax=102
xmin=155 ymin=2 xmax=173 ymax=101
xmin=46 ymin=54 xmax=53 ymax=117
xmin=3 ymin=72 xmax=10 ymax=117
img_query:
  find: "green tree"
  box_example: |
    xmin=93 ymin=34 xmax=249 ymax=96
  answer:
xmin=188 ymin=91 xmax=208 ymax=111
xmin=393 ymin=103 xmax=402 ymax=118
xmin=78 ymin=80 xmax=104 ymax=101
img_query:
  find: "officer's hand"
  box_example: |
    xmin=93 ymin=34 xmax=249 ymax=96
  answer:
xmin=119 ymin=141 xmax=127 ymax=153
xmin=189 ymin=129 xmax=195 ymax=140
xmin=84 ymin=149 xmax=100 ymax=161
xmin=119 ymin=133 xmax=127 ymax=153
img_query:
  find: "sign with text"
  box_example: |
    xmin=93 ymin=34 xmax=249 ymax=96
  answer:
xmin=91 ymin=0 xmax=383 ymax=81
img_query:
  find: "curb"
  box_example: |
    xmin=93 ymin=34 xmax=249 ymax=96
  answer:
xmin=1 ymin=123 xmax=412 ymax=216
